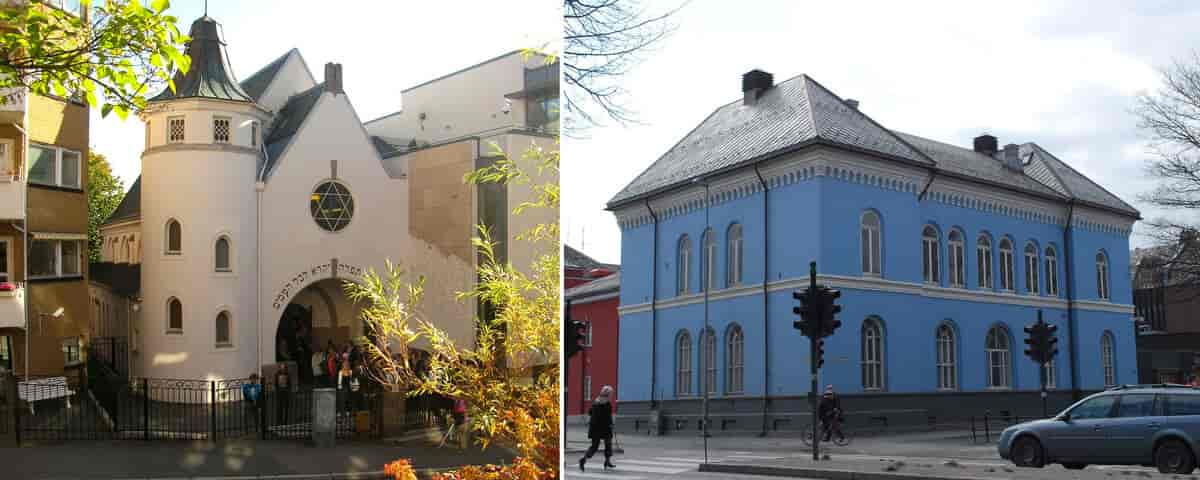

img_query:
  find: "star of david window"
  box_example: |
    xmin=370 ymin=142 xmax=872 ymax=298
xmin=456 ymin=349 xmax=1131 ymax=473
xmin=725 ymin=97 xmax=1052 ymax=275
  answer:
xmin=310 ymin=181 xmax=354 ymax=232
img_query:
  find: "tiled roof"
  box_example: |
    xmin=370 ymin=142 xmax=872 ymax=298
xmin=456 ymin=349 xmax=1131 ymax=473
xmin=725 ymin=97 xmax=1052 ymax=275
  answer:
xmin=104 ymin=176 xmax=140 ymax=224
xmin=564 ymin=245 xmax=617 ymax=271
xmin=148 ymin=16 xmax=253 ymax=103
xmin=262 ymin=83 xmax=325 ymax=178
xmin=1023 ymin=145 xmax=1140 ymax=216
xmin=894 ymin=133 xmax=1064 ymax=199
xmin=239 ymin=49 xmax=294 ymax=102
xmin=607 ymin=74 xmax=932 ymax=207
xmin=565 ymin=271 xmax=620 ymax=301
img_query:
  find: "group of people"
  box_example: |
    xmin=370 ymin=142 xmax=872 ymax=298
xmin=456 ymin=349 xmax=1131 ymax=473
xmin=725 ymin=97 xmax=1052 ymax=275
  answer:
xmin=240 ymin=339 xmax=375 ymax=430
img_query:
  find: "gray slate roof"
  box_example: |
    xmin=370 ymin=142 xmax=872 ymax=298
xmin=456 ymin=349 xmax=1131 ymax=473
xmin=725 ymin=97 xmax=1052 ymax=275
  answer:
xmin=564 ymin=245 xmax=617 ymax=271
xmin=894 ymin=133 xmax=1064 ymax=199
xmin=239 ymin=49 xmax=294 ymax=102
xmin=149 ymin=16 xmax=253 ymax=103
xmin=104 ymin=176 xmax=140 ymax=224
xmin=262 ymin=83 xmax=325 ymax=177
xmin=565 ymin=271 xmax=620 ymax=301
xmin=1022 ymin=145 xmax=1139 ymax=216
xmin=371 ymin=135 xmax=414 ymax=159
xmin=608 ymin=74 xmax=933 ymax=207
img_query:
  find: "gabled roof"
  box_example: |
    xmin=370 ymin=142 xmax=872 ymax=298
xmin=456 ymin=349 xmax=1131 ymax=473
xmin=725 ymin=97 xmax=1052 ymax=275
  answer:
xmin=1023 ymin=144 xmax=1140 ymax=216
xmin=148 ymin=16 xmax=253 ymax=103
xmin=607 ymin=74 xmax=933 ymax=207
xmin=564 ymin=245 xmax=618 ymax=271
xmin=104 ymin=176 xmax=140 ymax=224
xmin=239 ymin=49 xmax=294 ymax=102
xmin=262 ymin=83 xmax=325 ymax=178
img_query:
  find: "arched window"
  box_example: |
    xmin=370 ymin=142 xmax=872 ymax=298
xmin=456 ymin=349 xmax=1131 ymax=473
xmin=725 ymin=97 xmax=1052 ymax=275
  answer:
xmin=1101 ymin=331 xmax=1116 ymax=387
xmin=701 ymin=327 xmax=716 ymax=394
xmin=1096 ymin=251 xmax=1110 ymax=300
xmin=725 ymin=324 xmax=744 ymax=394
xmin=214 ymin=236 xmax=231 ymax=272
xmin=986 ymin=326 xmax=1012 ymax=389
xmin=215 ymin=311 xmax=231 ymax=347
xmin=862 ymin=317 xmax=884 ymax=390
xmin=1043 ymin=358 xmax=1057 ymax=390
xmin=1045 ymin=246 xmax=1059 ymax=296
xmin=676 ymin=331 xmax=692 ymax=396
xmin=861 ymin=211 xmax=881 ymax=275
xmin=123 ymin=237 xmax=132 ymax=263
xmin=999 ymin=238 xmax=1014 ymax=291
xmin=936 ymin=323 xmax=957 ymax=390
xmin=977 ymin=234 xmax=994 ymax=289
xmin=677 ymin=235 xmax=691 ymax=295
xmin=165 ymin=219 xmax=182 ymax=255
xmin=1024 ymin=242 xmax=1039 ymax=295
xmin=948 ymin=230 xmax=965 ymax=288
xmin=701 ymin=229 xmax=716 ymax=292
xmin=167 ymin=297 xmax=183 ymax=333
xmin=922 ymin=225 xmax=940 ymax=284
xmin=726 ymin=223 xmax=743 ymax=287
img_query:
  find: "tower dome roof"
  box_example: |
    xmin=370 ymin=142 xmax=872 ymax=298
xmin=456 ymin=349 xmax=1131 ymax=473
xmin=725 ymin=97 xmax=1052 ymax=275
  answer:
xmin=148 ymin=15 xmax=253 ymax=103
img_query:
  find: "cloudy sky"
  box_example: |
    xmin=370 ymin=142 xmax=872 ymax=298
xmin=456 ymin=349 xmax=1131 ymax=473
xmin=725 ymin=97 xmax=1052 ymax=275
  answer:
xmin=562 ymin=0 xmax=1198 ymax=264
xmin=92 ymin=0 xmax=560 ymax=186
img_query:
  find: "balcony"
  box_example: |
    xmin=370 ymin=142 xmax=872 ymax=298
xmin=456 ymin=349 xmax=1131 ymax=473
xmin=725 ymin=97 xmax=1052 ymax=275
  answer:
xmin=0 ymin=86 xmax=27 ymax=126
xmin=0 ymin=283 xmax=25 ymax=329
xmin=0 ymin=173 xmax=23 ymax=220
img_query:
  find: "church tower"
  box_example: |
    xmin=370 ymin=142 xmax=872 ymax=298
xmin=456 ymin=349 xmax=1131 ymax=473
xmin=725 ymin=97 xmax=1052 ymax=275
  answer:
xmin=138 ymin=15 xmax=269 ymax=380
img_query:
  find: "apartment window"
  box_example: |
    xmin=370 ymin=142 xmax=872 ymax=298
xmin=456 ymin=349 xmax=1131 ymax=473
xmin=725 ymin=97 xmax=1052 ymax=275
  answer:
xmin=701 ymin=327 xmax=716 ymax=395
xmin=28 ymin=239 xmax=84 ymax=279
xmin=675 ymin=330 xmax=691 ymax=396
xmin=922 ymin=225 xmax=940 ymax=284
xmin=214 ymin=236 xmax=231 ymax=272
xmin=0 ymin=140 xmax=12 ymax=175
xmin=936 ymin=323 xmax=957 ymax=390
xmin=862 ymin=317 xmax=884 ymax=390
xmin=167 ymin=297 xmax=183 ymax=333
xmin=977 ymin=234 xmax=994 ymax=289
xmin=726 ymin=324 xmax=744 ymax=394
xmin=165 ymin=219 xmax=182 ymax=255
xmin=168 ymin=116 xmax=185 ymax=143
xmin=62 ymin=337 xmax=80 ymax=365
xmin=213 ymin=117 xmax=230 ymax=143
xmin=861 ymin=211 xmax=881 ymax=275
xmin=0 ymin=238 xmax=8 ymax=282
xmin=1102 ymin=331 xmax=1116 ymax=387
xmin=677 ymin=235 xmax=691 ymax=295
xmin=999 ymin=238 xmax=1014 ymax=291
xmin=251 ymin=121 xmax=260 ymax=148
xmin=726 ymin=223 xmax=743 ymax=287
xmin=948 ymin=230 xmax=965 ymax=288
xmin=1042 ymin=359 xmax=1057 ymax=390
xmin=28 ymin=144 xmax=82 ymax=189
xmin=986 ymin=326 xmax=1012 ymax=389
xmin=1045 ymin=246 xmax=1059 ymax=296
xmin=1024 ymin=242 xmax=1040 ymax=295
xmin=215 ymin=311 xmax=232 ymax=348
xmin=1097 ymin=251 xmax=1110 ymax=300
xmin=701 ymin=228 xmax=716 ymax=292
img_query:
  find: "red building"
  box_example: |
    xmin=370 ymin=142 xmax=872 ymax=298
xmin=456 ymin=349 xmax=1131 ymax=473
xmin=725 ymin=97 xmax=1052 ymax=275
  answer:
xmin=564 ymin=245 xmax=619 ymax=416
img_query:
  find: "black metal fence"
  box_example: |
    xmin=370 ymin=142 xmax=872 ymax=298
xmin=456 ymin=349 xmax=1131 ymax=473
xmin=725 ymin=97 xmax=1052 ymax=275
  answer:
xmin=89 ymin=337 xmax=128 ymax=378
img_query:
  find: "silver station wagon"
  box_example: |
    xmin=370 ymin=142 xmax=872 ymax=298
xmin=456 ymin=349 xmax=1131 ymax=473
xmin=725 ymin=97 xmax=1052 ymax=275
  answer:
xmin=998 ymin=385 xmax=1200 ymax=473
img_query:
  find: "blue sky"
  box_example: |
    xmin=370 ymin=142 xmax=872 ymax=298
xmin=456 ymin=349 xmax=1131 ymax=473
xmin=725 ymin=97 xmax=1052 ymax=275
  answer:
xmin=562 ymin=0 xmax=1198 ymax=264
xmin=93 ymin=0 xmax=560 ymax=186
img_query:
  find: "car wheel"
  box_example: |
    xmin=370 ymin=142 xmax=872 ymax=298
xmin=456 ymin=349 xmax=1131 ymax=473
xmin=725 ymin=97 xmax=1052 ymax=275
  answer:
xmin=1062 ymin=463 xmax=1086 ymax=470
xmin=1011 ymin=436 xmax=1045 ymax=468
xmin=1155 ymin=438 xmax=1196 ymax=474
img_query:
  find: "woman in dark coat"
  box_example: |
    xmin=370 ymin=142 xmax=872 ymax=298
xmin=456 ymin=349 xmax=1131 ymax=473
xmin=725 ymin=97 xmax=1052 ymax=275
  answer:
xmin=579 ymin=385 xmax=616 ymax=471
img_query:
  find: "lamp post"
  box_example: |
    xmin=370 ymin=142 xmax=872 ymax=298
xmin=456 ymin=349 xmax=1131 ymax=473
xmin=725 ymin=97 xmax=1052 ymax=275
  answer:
xmin=693 ymin=177 xmax=712 ymax=463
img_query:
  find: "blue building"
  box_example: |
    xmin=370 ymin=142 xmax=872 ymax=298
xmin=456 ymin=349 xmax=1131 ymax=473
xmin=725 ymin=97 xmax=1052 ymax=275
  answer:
xmin=608 ymin=70 xmax=1140 ymax=434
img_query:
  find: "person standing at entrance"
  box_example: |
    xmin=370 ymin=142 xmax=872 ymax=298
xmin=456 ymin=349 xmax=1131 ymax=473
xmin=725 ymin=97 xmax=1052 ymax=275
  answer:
xmin=337 ymin=359 xmax=354 ymax=417
xmin=275 ymin=363 xmax=292 ymax=425
xmin=242 ymin=373 xmax=262 ymax=434
xmin=578 ymin=385 xmax=615 ymax=471
xmin=311 ymin=346 xmax=326 ymax=387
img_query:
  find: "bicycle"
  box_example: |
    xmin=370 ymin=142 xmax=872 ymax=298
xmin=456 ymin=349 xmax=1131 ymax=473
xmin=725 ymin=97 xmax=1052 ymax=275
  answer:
xmin=801 ymin=420 xmax=852 ymax=447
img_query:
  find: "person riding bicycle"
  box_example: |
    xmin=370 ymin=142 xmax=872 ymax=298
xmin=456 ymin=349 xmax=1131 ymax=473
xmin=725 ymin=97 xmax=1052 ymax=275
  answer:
xmin=817 ymin=385 xmax=845 ymax=443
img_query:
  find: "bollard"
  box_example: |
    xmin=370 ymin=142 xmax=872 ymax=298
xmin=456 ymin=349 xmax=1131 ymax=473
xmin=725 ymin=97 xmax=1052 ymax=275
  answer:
xmin=983 ymin=411 xmax=990 ymax=443
xmin=312 ymin=388 xmax=336 ymax=447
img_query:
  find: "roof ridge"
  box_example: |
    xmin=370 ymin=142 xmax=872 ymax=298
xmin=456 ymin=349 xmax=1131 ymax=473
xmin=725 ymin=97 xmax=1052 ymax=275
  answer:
xmin=801 ymin=76 xmax=935 ymax=166
xmin=241 ymin=48 xmax=296 ymax=84
xmin=1030 ymin=143 xmax=1138 ymax=214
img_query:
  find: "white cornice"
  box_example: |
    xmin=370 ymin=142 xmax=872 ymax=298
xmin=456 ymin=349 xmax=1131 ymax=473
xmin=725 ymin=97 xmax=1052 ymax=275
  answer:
xmin=618 ymin=273 xmax=1133 ymax=315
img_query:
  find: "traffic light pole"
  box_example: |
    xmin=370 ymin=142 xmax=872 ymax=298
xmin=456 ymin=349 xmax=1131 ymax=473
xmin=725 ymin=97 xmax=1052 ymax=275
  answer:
xmin=809 ymin=261 xmax=820 ymax=462
xmin=1038 ymin=310 xmax=1048 ymax=418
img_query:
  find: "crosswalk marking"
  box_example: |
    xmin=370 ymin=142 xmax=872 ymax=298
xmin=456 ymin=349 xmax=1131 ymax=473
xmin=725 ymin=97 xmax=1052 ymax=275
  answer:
xmin=619 ymin=459 xmax=697 ymax=469
xmin=724 ymin=454 xmax=783 ymax=460
xmin=648 ymin=456 xmax=705 ymax=463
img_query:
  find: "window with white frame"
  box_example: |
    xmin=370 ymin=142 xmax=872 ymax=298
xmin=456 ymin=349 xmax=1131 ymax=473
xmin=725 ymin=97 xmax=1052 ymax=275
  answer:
xmin=1102 ymin=331 xmax=1116 ymax=387
xmin=986 ymin=326 xmax=1012 ymax=389
xmin=861 ymin=211 xmax=881 ymax=275
xmin=977 ymin=234 xmax=994 ymax=289
xmin=0 ymin=140 xmax=12 ymax=175
xmin=168 ymin=116 xmax=185 ymax=143
xmin=1042 ymin=358 xmax=1057 ymax=390
xmin=676 ymin=330 xmax=692 ymax=396
xmin=936 ymin=323 xmax=957 ymax=390
xmin=999 ymin=238 xmax=1014 ymax=291
xmin=1045 ymin=246 xmax=1059 ymax=296
xmin=702 ymin=229 xmax=716 ymax=292
xmin=677 ymin=235 xmax=691 ymax=295
xmin=28 ymin=239 xmax=84 ymax=279
xmin=922 ymin=225 xmax=940 ymax=284
xmin=1024 ymin=242 xmax=1040 ymax=295
xmin=948 ymin=230 xmax=965 ymax=288
xmin=251 ymin=121 xmax=260 ymax=148
xmin=702 ymin=327 xmax=716 ymax=395
xmin=213 ymin=116 xmax=231 ymax=143
xmin=726 ymin=324 xmax=744 ymax=394
xmin=0 ymin=238 xmax=9 ymax=283
xmin=165 ymin=219 xmax=182 ymax=255
xmin=583 ymin=375 xmax=592 ymax=402
xmin=726 ymin=223 xmax=743 ymax=287
xmin=1096 ymin=251 xmax=1110 ymax=300
xmin=167 ymin=297 xmax=183 ymax=333
xmin=214 ymin=236 xmax=231 ymax=272
xmin=862 ymin=317 xmax=884 ymax=390
xmin=215 ymin=311 xmax=232 ymax=347
xmin=28 ymin=144 xmax=82 ymax=189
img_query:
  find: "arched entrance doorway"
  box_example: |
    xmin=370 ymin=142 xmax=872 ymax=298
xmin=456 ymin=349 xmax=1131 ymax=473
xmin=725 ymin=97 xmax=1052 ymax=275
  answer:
xmin=274 ymin=278 xmax=365 ymax=386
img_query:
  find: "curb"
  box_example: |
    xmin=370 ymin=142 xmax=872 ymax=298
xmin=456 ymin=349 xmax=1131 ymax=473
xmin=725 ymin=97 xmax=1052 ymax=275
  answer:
xmin=93 ymin=466 xmax=462 ymax=480
xmin=697 ymin=463 xmax=1011 ymax=480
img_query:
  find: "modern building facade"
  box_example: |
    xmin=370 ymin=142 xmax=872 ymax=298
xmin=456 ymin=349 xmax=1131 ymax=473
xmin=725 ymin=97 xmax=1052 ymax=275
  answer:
xmin=564 ymin=245 xmax=619 ymax=417
xmin=1131 ymin=237 xmax=1200 ymax=384
xmin=608 ymin=70 xmax=1140 ymax=433
xmin=0 ymin=0 xmax=92 ymax=378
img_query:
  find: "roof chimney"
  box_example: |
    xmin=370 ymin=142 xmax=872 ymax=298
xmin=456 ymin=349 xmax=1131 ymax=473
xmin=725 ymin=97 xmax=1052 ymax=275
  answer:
xmin=742 ymin=69 xmax=773 ymax=105
xmin=844 ymin=99 xmax=860 ymax=110
xmin=324 ymin=62 xmax=343 ymax=94
xmin=973 ymin=134 xmax=998 ymax=155
xmin=1002 ymin=143 xmax=1022 ymax=171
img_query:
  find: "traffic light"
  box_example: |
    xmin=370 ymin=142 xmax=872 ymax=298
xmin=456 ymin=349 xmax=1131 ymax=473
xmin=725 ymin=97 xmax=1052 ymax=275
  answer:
xmin=1043 ymin=323 xmax=1059 ymax=361
xmin=793 ymin=289 xmax=817 ymax=338
xmin=1024 ymin=323 xmax=1044 ymax=364
xmin=815 ymin=338 xmax=826 ymax=369
xmin=820 ymin=287 xmax=843 ymax=337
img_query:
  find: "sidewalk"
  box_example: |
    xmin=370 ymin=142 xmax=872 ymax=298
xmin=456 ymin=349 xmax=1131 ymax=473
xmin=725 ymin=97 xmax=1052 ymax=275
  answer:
xmin=700 ymin=454 xmax=1156 ymax=480
xmin=0 ymin=438 xmax=513 ymax=479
